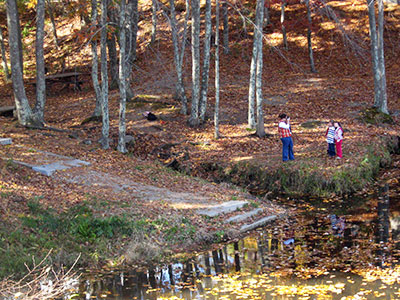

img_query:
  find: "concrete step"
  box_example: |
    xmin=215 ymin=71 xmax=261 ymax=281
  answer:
xmin=32 ymin=159 xmax=90 ymax=176
xmin=224 ymin=208 xmax=263 ymax=224
xmin=197 ymin=200 xmax=248 ymax=217
xmin=10 ymin=148 xmax=91 ymax=176
xmin=240 ymin=215 xmax=278 ymax=233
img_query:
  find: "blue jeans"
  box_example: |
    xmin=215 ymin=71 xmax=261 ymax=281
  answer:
xmin=281 ymin=137 xmax=294 ymax=161
xmin=327 ymin=143 xmax=336 ymax=157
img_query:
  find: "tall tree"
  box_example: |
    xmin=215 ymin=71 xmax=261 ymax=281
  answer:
xmin=222 ymin=0 xmax=230 ymax=54
xmin=151 ymin=0 xmax=158 ymax=43
xmin=199 ymin=0 xmax=212 ymax=121
xmin=248 ymin=0 xmax=265 ymax=135
xmin=255 ymin=0 xmax=265 ymax=137
xmin=188 ymin=0 xmax=201 ymax=127
xmin=0 ymin=27 xmax=11 ymax=81
xmin=264 ymin=0 xmax=270 ymax=25
xmin=45 ymin=0 xmax=60 ymax=49
xmin=6 ymin=0 xmax=39 ymax=126
xmin=247 ymin=0 xmax=261 ymax=129
xmin=367 ymin=0 xmax=380 ymax=110
xmin=107 ymin=4 xmax=119 ymax=90
xmin=34 ymin=0 xmax=46 ymax=124
xmin=214 ymin=0 xmax=220 ymax=139
xmin=107 ymin=31 xmax=119 ymax=90
xmin=280 ymin=0 xmax=288 ymax=50
xmin=118 ymin=0 xmax=128 ymax=153
xmin=305 ymin=0 xmax=316 ymax=73
xmin=100 ymin=0 xmax=110 ymax=149
xmin=126 ymin=0 xmax=139 ymax=99
xmin=169 ymin=0 xmax=189 ymax=114
xmin=373 ymin=0 xmax=388 ymax=114
xmin=91 ymin=0 xmax=102 ymax=117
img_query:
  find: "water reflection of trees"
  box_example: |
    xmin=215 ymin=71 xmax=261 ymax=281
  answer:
xmin=77 ymin=185 xmax=400 ymax=299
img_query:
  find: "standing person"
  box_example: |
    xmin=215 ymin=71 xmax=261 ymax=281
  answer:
xmin=325 ymin=120 xmax=336 ymax=158
xmin=334 ymin=121 xmax=343 ymax=159
xmin=278 ymin=113 xmax=294 ymax=161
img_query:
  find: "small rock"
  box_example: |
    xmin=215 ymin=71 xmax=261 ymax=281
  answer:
xmin=125 ymin=135 xmax=135 ymax=143
xmin=82 ymin=139 xmax=92 ymax=145
xmin=0 ymin=138 xmax=12 ymax=145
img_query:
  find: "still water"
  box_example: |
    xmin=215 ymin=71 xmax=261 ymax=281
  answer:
xmin=68 ymin=185 xmax=400 ymax=300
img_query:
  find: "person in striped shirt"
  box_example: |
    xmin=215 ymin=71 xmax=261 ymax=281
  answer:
xmin=278 ymin=113 xmax=294 ymax=161
xmin=325 ymin=120 xmax=336 ymax=158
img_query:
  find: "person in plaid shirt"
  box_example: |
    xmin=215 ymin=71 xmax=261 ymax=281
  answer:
xmin=278 ymin=113 xmax=295 ymax=161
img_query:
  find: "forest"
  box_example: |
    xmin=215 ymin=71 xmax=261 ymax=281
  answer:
xmin=0 ymin=0 xmax=400 ymax=298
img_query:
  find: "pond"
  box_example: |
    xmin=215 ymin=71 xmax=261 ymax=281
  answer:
xmin=66 ymin=184 xmax=400 ymax=300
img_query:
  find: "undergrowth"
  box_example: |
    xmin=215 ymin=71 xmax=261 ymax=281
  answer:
xmin=0 ymin=200 xmax=198 ymax=279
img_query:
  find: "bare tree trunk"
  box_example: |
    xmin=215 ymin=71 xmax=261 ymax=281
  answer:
xmin=0 ymin=27 xmax=11 ymax=81
xmin=281 ymin=0 xmax=288 ymax=50
xmin=46 ymin=0 xmax=59 ymax=49
xmin=107 ymin=32 xmax=119 ymax=90
xmin=100 ymin=0 xmax=110 ymax=149
xmin=34 ymin=0 xmax=46 ymax=124
xmin=118 ymin=0 xmax=127 ymax=153
xmin=367 ymin=0 xmax=381 ymax=108
xmin=169 ymin=0 xmax=189 ymax=114
xmin=188 ymin=0 xmax=201 ymax=127
xmin=306 ymin=0 xmax=316 ymax=73
xmin=151 ymin=0 xmax=158 ymax=43
xmin=255 ymin=0 xmax=265 ymax=137
xmin=6 ymin=0 xmax=38 ymax=126
xmin=179 ymin=0 xmax=190 ymax=80
xmin=91 ymin=0 xmax=102 ymax=117
xmin=377 ymin=0 xmax=388 ymax=114
xmin=127 ymin=0 xmax=138 ymax=64
xmin=247 ymin=0 xmax=261 ymax=129
xmin=264 ymin=1 xmax=270 ymax=25
xmin=222 ymin=0 xmax=230 ymax=54
xmin=214 ymin=0 xmax=220 ymax=139
xmin=367 ymin=0 xmax=388 ymax=114
xmin=199 ymin=0 xmax=212 ymax=121
xmin=15 ymin=3 xmax=23 ymax=75
xmin=126 ymin=0 xmax=139 ymax=100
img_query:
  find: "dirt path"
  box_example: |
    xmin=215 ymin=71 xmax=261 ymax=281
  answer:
xmin=2 ymin=144 xmax=284 ymax=223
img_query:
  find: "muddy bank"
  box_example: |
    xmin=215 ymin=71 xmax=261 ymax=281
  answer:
xmin=188 ymin=135 xmax=400 ymax=198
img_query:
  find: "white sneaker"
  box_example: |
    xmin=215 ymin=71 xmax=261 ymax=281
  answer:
xmin=336 ymin=157 xmax=341 ymax=159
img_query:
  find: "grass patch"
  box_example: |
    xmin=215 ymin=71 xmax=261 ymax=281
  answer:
xmin=358 ymin=107 xmax=394 ymax=125
xmin=0 ymin=201 xmax=141 ymax=279
xmin=0 ymin=199 xmax=201 ymax=279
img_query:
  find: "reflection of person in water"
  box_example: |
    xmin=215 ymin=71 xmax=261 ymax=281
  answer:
xmin=330 ymin=214 xmax=345 ymax=237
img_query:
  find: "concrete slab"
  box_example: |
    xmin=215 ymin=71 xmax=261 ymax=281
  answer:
xmin=240 ymin=215 xmax=277 ymax=233
xmin=197 ymin=200 xmax=248 ymax=217
xmin=224 ymin=208 xmax=263 ymax=224
xmin=32 ymin=159 xmax=90 ymax=176
xmin=0 ymin=138 xmax=12 ymax=145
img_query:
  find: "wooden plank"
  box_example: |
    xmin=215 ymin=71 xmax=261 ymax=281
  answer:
xmin=45 ymin=72 xmax=82 ymax=79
